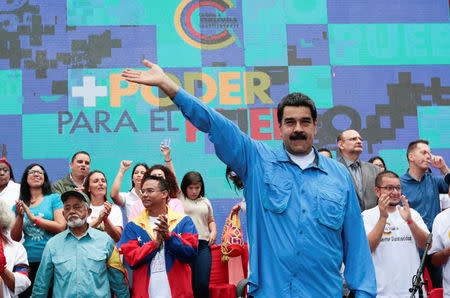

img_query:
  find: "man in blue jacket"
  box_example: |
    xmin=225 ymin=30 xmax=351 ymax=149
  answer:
xmin=121 ymin=60 xmax=377 ymax=297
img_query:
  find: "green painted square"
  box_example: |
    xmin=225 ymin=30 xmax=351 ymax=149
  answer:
xmin=288 ymin=66 xmax=333 ymax=108
xmin=67 ymin=0 xmax=173 ymax=25
xmin=378 ymin=149 xmax=408 ymax=176
xmin=157 ymin=24 xmax=202 ymax=68
xmin=329 ymin=24 xmax=450 ymax=65
xmin=0 ymin=70 xmax=23 ymax=115
xmin=284 ymin=0 xmax=328 ymax=24
xmin=242 ymin=1 xmax=287 ymax=66
xmin=418 ymin=106 xmax=450 ymax=148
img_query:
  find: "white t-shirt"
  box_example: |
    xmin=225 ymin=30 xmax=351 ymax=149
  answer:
xmin=286 ymin=149 xmax=315 ymax=170
xmin=440 ymin=194 xmax=450 ymax=210
xmin=148 ymin=216 xmax=171 ymax=298
xmin=119 ymin=188 xmax=140 ymax=224
xmin=362 ymin=207 xmax=429 ymax=298
xmin=88 ymin=203 xmax=124 ymax=231
xmin=428 ymin=208 xmax=450 ymax=298
xmin=2 ymin=238 xmax=31 ymax=298
xmin=0 ymin=180 xmax=20 ymax=210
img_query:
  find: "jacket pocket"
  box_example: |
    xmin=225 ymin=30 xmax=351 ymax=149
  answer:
xmin=86 ymin=254 xmax=107 ymax=274
xmin=53 ymin=255 xmax=74 ymax=278
xmin=317 ymin=190 xmax=346 ymax=230
xmin=262 ymin=164 xmax=292 ymax=213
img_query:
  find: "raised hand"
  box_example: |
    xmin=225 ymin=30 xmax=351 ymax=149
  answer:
xmin=121 ymin=60 xmax=166 ymax=86
xmin=120 ymin=160 xmax=133 ymax=173
xmin=15 ymin=201 xmax=24 ymax=217
xmin=99 ymin=201 xmax=112 ymax=221
xmin=160 ymin=143 xmax=171 ymax=159
xmin=154 ymin=215 xmax=169 ymax=240
xmin=121 ymin=60 xmax=179 ymax=99
xmin=22 ymin=203 xmax=37 ymax=223
xmin=377 ymin=193 xmax=390 ymax=219
xmin=397 ymin=195 xmax=412 ymax=222
xmin=430 ymin=155 xmax=449 ymax=173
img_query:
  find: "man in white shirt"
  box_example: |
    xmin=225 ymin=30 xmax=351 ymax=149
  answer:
xmin=362 ymin=170 xmax=430 ymax=297
xmin=428 ymin=208 xmax=450 ymax=297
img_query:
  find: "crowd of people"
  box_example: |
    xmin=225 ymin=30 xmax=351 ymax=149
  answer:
xmin=0 ymin=60 xmax=448 ymax=297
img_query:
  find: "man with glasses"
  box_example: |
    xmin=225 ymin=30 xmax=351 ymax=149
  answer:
xmin=400 ymin=139 xmax=450 ymax=288
xmin=118 ymin=174 xmax=198 ymax=298
xmin=337 ymin=129 xmax=382 ymax=211
xmin=363 ymin=170 xmax=429 ymax=297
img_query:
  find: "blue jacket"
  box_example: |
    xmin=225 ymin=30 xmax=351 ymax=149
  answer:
xmin=173 ymin=88 xmax=377 ymax=297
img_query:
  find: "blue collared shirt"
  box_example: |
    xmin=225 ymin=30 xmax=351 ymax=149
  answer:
xmin=173 ymin=88 xmax=376 ymax=297
xmin=400 ymin=171 xmax=449 ymax=231
xmin=32 ymin=226 xmax=129 ymax=298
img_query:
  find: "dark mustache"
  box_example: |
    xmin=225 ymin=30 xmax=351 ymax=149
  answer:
xmin=290 ymin=133 xmax=307 ymax=140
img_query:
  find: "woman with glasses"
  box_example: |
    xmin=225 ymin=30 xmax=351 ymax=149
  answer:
xmin=83 ymin=170 xmax=123 ymax=242
xmin=0 ymin=158 xmax=20 ymax=210
xmin=11 ymin=164 xmax=66 ymax=298
xmin=110 ymin=161 xmax=149 ymax=225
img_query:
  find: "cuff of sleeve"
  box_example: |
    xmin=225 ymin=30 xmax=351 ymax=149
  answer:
xmin=164 ymin=232 xmax=173 ymax=241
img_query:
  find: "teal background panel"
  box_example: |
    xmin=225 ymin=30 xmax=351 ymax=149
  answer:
xmin=378 ymin=148 xmax=408 ymax=176
xmin=288 ymin=66 xmax=333 ymax=108
xmin=284 ymin=0 xmax=328 ymax=24
xmin=67 ymin=0 xmax=176 ymax=25
xmin=0 ymin=70 xmax=23 ymax=115
xmin=418 ymin=106 xmax=450 ymax=149
xmin=242 ymin=0 xmax=287 ymax=66
xmin=329 ymin=24 xmax=450 ymax=65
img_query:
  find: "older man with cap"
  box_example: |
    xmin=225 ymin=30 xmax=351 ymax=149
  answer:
xmin=31 ymin=190 xmax=129 ymax=298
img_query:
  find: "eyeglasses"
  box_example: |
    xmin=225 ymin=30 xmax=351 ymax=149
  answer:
xmin=0 ymin=168 xmax=9 ymax=174
xmin=28 ymin=170 xmax=44 ymax=176
xmin=377 ymin=185 xmax=401 ymax=192
xmin=139 ymin=188 xmax=161 ymax=195
xmin=343 ymin=136 xmax=363 ymax=142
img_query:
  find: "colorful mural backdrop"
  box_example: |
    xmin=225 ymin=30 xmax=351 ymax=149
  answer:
xmin=1 ymin=0 xmax=450 ymax=240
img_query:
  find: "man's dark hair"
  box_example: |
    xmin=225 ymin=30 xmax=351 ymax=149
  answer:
xmin=71 ymin=151 xmax=91 ymax=162
xmin=318 ymin=148 xmax=332 ymax=156
xmin=368 ymin=156 xmax=386 ymax=169
xmin=375 ymin=170 xmax=399 ymax=187
xmin=406 ymin=140 xmax=429 ymax=162
xmin=277 ymin=92 xmax=317 ymax=125
xmin=142 ymin=174 xmax=170 ymax=193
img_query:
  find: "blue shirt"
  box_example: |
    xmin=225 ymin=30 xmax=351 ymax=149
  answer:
xmin=173 ymin=88 xmax=376 ymax=297
xmin=400 ymin=171 xmax=449 ymax=231
xmin=31 ymin=226 xmax=129 ymax=298
xmin=13 ymin=193 xmax=63 ymax=262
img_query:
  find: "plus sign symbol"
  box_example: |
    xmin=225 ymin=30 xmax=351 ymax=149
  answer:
xmin=72 ymin=76 xmax=108 ymax=107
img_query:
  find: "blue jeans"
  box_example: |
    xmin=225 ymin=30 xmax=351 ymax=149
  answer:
xmin=191 ymin=240 xmax=211 ymax=298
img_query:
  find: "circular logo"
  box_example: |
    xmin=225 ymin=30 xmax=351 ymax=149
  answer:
xmin=383 ymin=221 xmax=392 ymax=236
xmin=174 ymin=0 xmax=237 ymax=50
